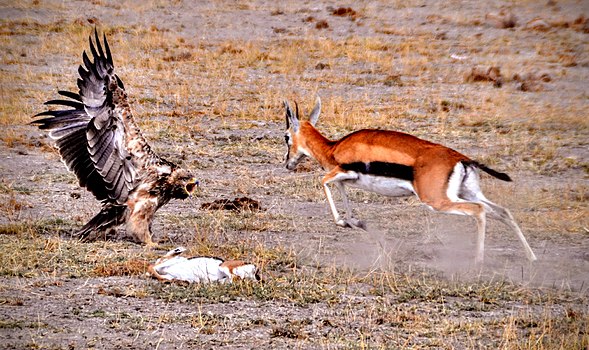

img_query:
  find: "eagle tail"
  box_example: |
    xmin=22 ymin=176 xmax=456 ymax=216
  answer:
xmin=77 ymin=204 xmax=128 ymax=241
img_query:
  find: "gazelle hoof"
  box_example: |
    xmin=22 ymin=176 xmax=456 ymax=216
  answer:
xmin=528 ymin=254 xmax=538 ymax=262
xmin=348 ymin=218 xmax=367 ymax=231
xmin=336 ymin=219 xmax=351 ymax=228
xmin=336 ymin=218 xmax=367 ymax=231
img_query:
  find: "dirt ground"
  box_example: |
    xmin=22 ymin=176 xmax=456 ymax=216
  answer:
xmin=1 ymin=0 xmax=588 ymax=349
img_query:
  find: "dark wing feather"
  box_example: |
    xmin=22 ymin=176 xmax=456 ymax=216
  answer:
xmin=33 ymin=114 xmax=87 ymax=130
xmin=79 ymin=31 xmax=137 ymax=204
xmin=44 ymin=99 xmax=84 ymax=109
xmin=57 ymin=90 xmax=83 ymax=101
xmin=31 ymin=109 xmax=109 ymax=202
xmin=31 ymin=29 xmax=139 ymax=205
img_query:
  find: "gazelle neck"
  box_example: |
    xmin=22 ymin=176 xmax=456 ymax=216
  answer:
xmin=299 ymin=122 xmax=337 ymax=169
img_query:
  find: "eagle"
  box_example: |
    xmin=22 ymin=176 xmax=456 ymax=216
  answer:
xmin=31 ymin=30 xmax=198 ymax=245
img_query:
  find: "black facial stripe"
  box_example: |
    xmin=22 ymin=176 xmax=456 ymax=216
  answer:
xmin=341 ymin=161 xmax=414 ymax=181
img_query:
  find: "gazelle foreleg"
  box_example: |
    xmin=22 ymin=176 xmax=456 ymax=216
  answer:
xmin=336 ymin=182 xmax=367 ymax=230
xmin=322 ymin=169 xmax=365 ymax=230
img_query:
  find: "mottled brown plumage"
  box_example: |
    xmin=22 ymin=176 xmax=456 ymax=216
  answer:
xmin=32 ymin=30 xmax=197 ymax=245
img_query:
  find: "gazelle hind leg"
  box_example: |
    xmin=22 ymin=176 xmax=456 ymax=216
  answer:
xmin=460 ymin=172 xmax=536 ymax=261
xmin=415 ymin=163 xmax=487 ymax=263
xmin=430 ymin=200 xmax=487 ymax=264
xmin=485 ymin=201 xmax=536 ymax=261
xmin=459 ymin=167 xmax=536 ymax=262
xmin=480 ymin=199 xmax=537 ymax=262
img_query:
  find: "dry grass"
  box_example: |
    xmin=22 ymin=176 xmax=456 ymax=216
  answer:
xmin=0 ymin=227 xmax=587 ymax=348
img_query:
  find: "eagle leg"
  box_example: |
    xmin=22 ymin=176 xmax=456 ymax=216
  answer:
xmin=126 ymin=197 xmax=158 ymax=246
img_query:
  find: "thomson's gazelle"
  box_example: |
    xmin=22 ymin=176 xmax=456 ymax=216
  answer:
xmin=283 ymin=97 xmax=536 ymax=263
xmin=147 ymin=247 xmax=260 ymax=283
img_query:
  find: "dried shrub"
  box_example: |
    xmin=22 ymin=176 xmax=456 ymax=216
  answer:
xmin=464 ymin=66 xmax=503 ymax=87
xmin=525 ymin=15 xmax=589 ymax=33
xmin=201 ymin=197 xmax=263 ymax=212
xmin=485 ymin=11 xmax=517 ymax=29
xmin=571 ymin=15 xmax=589 ymax=33
xmin=162 ymin=51 xmax=193 ymax=62
xmin=440 ymin=100 xmax=466 ymax=112
xmin=0 ymin=297 xmax=24 ymax=306
xmin=219 ymin=43 xmax=243 ymax=55
xmin=559 ymin=54 xmax=578 ymax=67
xmin=271 ymin=325 xmax=306 ymax=339
xmin=525 ymin=18 xmax=551 ymax=31
xmin=383 ymin=74 xmax=402 ymax=87
xmin=513 ymin=71 xmax=552 ymax=83
xmin=331 ymin=7 xmax=358 ymax=20
xmin=518 ymin=81 xmax=542 ymax=92
xmin=73 ymin=17 xmax=100 ymax=26
xmin=513 ymin=71 xmax=552 ymax=92
xmin=315 ymin=20 xmax=329 ymax=29
xmin=376 ymin=27 xmax=405 ymax=35
xmin=434 ymin=31 xmax=447 ymax=40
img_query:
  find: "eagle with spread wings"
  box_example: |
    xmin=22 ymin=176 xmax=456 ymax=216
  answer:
xmin=31 ymin=30 xmax=198 ymax=245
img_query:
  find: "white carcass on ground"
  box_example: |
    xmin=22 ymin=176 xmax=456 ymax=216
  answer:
xmin=148 ymin=247 xmax=259 ymax=283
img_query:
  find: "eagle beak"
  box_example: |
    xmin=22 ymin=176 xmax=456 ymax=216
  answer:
xmin=185 ymin=178 xmax=199 ymax=195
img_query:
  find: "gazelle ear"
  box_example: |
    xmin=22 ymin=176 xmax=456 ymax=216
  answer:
xmin=284 ymin=100 xmax=299 ymax=132
xmin=164 ymin=246 xmax=186 ymax=257
xmin=309 ymin=96 xmax=321 ymax=126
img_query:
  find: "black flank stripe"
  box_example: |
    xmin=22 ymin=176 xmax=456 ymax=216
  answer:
xmin=342 ymin=162 xmax=414 ymax=181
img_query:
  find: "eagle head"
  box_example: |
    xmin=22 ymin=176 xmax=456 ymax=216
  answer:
xmin=169 ymin=168 xmax=198 ymax=199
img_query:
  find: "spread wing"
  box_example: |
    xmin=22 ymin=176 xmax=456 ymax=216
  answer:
xmin=32 ymin=30 xmax=137 ymax=205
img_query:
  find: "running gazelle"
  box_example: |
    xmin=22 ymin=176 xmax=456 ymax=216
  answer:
xmin=283 ymin=97 xmax=536 ymax=263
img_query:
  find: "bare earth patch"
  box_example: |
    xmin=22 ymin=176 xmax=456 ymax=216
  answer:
xmin=0 ymin=0 xmax=588 ymax=349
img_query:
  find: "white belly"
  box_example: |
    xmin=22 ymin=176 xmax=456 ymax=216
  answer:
xmin=345 ymin=173 xmax=415 ymax=197
xmin=155 ymin=257 xmax=227 ymax=283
